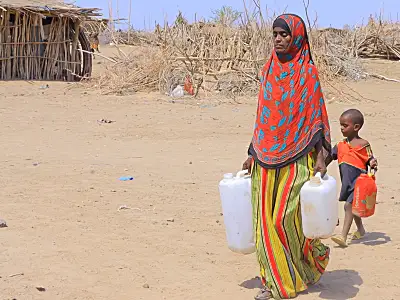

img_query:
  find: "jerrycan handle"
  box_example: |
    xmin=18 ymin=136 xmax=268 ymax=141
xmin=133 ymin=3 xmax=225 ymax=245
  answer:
xmin=310 ymin=172 xmax=323 ymax=186
xmin=314 ymin=172 xmax=330 ymax=180
xmin=236 ymin=170 xmax=249 ymax=179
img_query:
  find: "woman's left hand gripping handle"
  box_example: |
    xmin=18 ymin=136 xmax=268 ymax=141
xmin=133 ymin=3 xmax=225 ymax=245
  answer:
xmin=314 ymin=154 xmax=327 ymax=177
xmin=242 ymin=156 xmax=253 ymax=174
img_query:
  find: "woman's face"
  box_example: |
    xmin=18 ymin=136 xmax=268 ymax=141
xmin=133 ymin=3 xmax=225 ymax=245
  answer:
xmin=273 ymin=27 xmax=292 ymax=54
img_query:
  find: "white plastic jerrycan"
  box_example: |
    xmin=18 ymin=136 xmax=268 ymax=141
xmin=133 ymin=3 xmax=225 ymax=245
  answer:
xmin=219 ymin=170 xmax=255 ymax=255
xmin=300 ymin=173 xmax=338 ymax=239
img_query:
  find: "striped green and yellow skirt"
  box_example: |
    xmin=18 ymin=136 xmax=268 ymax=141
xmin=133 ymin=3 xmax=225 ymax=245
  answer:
xmin=251 ymin=153 xmax=330 ymax=299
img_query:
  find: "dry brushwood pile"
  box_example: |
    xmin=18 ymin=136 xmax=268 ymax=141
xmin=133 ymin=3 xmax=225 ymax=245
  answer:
xmin=357 ymin=18 xmax=400 ymax=60
xmin=91 ymin=16 xmax=400 ymax=96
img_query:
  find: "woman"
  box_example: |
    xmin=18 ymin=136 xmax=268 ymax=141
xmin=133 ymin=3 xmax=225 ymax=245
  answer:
xmin=242 ymin=14 xmax=331 ymax=300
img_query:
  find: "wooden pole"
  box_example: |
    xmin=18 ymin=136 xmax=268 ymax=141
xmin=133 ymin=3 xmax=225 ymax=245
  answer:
xmin=128 ymin=0 xmax=132 ymax=43
xmin=108 ymin=0 xmax=114 ymax=32
xmin=78 ymin=49 xmax=117 ymax=62
xmin=68 ymin=20 xmax=81 ymax=81
xmin=116 ymin=0 xmax=120 ymax=27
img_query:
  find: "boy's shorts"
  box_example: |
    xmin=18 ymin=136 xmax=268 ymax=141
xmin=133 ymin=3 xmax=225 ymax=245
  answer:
xmin=339 ymin=191 xmax=354 ymax=204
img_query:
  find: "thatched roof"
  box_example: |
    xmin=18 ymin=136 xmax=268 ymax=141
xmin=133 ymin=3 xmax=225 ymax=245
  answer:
xmin=0 ymin=0 xmax=101 ymax=19
xmin=0 ymin=0 xmax=66 ymax=6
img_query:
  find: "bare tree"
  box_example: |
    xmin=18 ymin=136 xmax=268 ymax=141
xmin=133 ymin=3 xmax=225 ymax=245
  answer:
xmin=211 ymin=6 xmax=242 ymax=26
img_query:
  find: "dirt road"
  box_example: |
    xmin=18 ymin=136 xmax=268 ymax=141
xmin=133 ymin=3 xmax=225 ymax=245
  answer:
xmin=0 ymin=56 xmax=399 ymax=299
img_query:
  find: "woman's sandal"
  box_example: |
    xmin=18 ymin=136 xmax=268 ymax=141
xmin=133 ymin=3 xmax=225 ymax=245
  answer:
xmin=331 ymin=235 xmax=348 ymax=248
xmin=255 ymin=287 xmax=272 ymax=300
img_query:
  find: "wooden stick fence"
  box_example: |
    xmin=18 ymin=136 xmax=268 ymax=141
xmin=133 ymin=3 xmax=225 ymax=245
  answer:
xmin=90 ymin=11 xmax=400 ymax=96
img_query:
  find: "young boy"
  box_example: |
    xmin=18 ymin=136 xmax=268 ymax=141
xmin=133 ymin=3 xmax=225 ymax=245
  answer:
xmin=326 ymin=109 xmax=378 ymax=247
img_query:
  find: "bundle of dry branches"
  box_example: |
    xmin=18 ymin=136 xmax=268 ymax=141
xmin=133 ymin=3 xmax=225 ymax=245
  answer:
xmin=357 ymin=17 xmax=400 ymax=60
xmin=91 ymin=47 xmax=169 ymax=95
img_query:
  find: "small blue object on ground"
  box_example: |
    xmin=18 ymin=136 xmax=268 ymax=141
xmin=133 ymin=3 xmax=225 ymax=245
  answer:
xmin=119 ymin=176 xmax=134 ymax=181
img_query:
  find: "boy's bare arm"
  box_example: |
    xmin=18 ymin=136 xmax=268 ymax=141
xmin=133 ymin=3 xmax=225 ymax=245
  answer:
xmin=364 ymin=139 xmax=378 ymax=170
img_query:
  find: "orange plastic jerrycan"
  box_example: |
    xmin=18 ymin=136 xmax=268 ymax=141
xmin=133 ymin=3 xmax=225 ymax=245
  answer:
xmin=352 ymin=173 xmax=377 ymax=218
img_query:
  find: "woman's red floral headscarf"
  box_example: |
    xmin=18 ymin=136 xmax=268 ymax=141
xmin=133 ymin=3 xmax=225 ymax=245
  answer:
xmin=249 ymin=14 xmax=331 ymax=168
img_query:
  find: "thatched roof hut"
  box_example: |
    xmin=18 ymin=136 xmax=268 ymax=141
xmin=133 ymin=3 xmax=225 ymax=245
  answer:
xmin=0 ymin=0 xmax=101 ymax=81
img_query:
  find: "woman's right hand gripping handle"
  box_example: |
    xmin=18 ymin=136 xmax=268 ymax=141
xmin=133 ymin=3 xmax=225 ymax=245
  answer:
xmin=242 ymin=155 xmax=253 ymax=174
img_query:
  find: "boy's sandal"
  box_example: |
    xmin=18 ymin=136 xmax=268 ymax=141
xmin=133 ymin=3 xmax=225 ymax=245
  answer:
xmin=331 ymin=235 xmax=348 ymax=248
xmin=255 ymin=287 xmax=272 ymax=300
xmin=351 ymin=231 xmax=365 ymax=240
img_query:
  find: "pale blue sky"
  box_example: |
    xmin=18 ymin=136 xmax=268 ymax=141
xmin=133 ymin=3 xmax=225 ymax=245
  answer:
xmin=74 ymin=0 xmax=399 ymax=30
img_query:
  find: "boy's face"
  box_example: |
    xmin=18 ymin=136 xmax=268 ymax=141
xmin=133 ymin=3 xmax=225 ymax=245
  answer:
xmin=339 ymin=114 xmax=360 ymax=138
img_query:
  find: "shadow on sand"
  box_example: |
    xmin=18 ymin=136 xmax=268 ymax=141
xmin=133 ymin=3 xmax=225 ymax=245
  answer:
xmin=350 ymin=231 xmax=391 ymax=246
xmin=306 ymin=269 xmax=363 ymax=299
xmin=241 ymin=270 xmax=363 ymax=300
xmin=239 ymin=276 xmax=263 ymax=290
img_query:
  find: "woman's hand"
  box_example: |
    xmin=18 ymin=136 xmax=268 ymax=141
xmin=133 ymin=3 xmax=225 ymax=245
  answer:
xmin=242 ymin=156 xmax=253 ymax=174
xmin=313 ymin=140 xmax=327 ymax=177
xmin=314 ymin=153 xmax=327 ymax=177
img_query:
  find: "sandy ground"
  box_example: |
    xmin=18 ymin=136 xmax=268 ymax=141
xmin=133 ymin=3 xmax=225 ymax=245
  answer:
xmin=1 ymin=47 xmax=399 ymax=300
